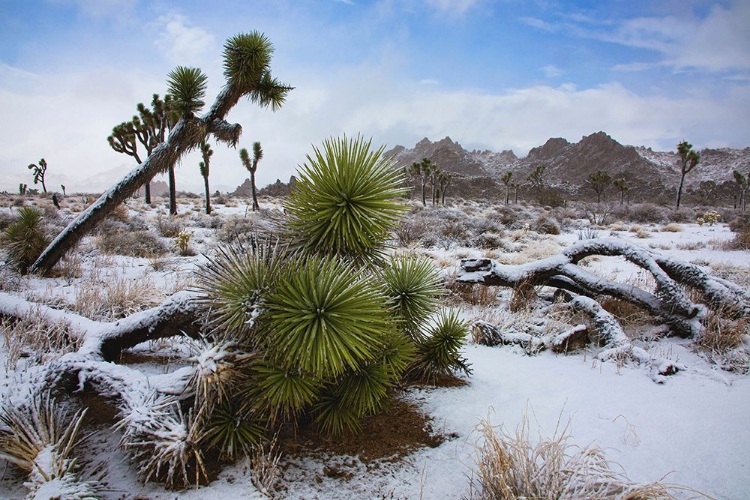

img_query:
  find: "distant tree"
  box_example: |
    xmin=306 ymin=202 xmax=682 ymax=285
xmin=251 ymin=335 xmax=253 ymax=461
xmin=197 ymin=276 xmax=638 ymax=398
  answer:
xmin=437 ymin=170 xmax=452 ymax=205
xmin=587 ymin=170 xmax=612 ymax=203
xmin=500 ymin=171 xmax=512 ymax=205
xmin=31 ymin=31 xmax=292 ymax=275
xmin=240 ymin=141 xmax=263 ymax=211
xmin=511 ymin=182 xmax=520 ymax=204
xmin=675 ymin=140 xmax=700 ymax=209
xmin=527 ymin=164 xmax=546 ymax=204
xmin=60 ymin=184 xmax=66 ymax=196
xmin=133 ymin=94 xmax=177 ymax=206
xmin=27 ymin=158 xmax=48 ymax=193
xmin=199 ymin=141 xmax=213 ymax=214
xmin=19 ymin=183 xmax=27 ymax=195
xmin=612 ymin=177 xmax=629 ymax=205
xmin=734 ymin=170 xmax=748 ymax=212
xmin=409 ymin=158 xmax=435 ymax=206
xmin=697 ymin=180 xmax=717 ymax=205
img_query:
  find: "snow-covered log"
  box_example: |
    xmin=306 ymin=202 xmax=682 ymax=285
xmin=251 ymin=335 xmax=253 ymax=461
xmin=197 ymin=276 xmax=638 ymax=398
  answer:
xmin=0 ymin=290 xmax=203 ymax=362
xmin=456 ymin=238 xmax=750 ymax=339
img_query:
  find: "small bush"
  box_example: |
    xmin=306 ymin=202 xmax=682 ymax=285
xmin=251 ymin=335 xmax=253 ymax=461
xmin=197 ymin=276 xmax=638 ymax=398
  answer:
xmin=533 ymin=214 xmax=560 ymax=235
xmin=668 ymin=207 xmax=695 ymax=223
xmin=627 ymin=203 xmax=669 ymax=224
xmin=661 ymin=223 xmax=683 ymax=232
xmin=96 ymin=229 xmax=167 ymax=258
xmin=155 ymin=215 xmax=183 ymax=238
xmin=2 ymin=206 xmax=50 ymax=274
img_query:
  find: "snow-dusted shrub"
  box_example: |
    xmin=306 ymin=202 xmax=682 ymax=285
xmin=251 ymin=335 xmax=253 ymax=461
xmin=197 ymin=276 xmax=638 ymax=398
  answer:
xmin=626 ymin=203 xmax=669 ymax=224
xmin=96 ymin=228 xmax=167 ymax=258
xmin=155 ymin=214 xmax=184 ymax=238
xmin=532 ymin=214 xmax=560 ymax=235
xmin=467 ymin=414 xmax=688 ymax=500
xmin=491 ymin=205 xmax=520 ymax=227
xmin=668 ymin=206 xmax=695 ymax=223
xmin=1 ymin=310 xmax=80 ymax=370
xmin=727 ymin=213 xmax=750 ymax=250
xmin=661 ymin=223 xmax=683 ymax=232
xmin=1 ymin=206 xmax=50 ymax=274
xmin=0 ymin=392 xmax=96 ymax=498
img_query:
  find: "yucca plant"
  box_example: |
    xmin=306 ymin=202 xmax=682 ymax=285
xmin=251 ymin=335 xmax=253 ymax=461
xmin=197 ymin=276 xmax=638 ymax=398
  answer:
xmin=0 ymin=392 xmax=90 ymax=493
xmin=204 ymin=399 xmax=266 ymax=461
xmin=379 ymin=254 xmax=444 ymax=339
xmin=186 ymin=337 xmax=255 ymax=408
xmin=166 ymin=66 xmax=208 ymax=117
xmin=410 ymin=309 xmax=471 ymax=383
xmin=285 ymin=135 xmax=408 ymax=263
xmin=3 ymin=206 xmax=50 ymax=274
xmin=195 ymin=236 xmax=284 ymax=341
xmin=244 ymin=360 xmax=322 ymax=422
xmin=260 ymin=254 xmax=390 ymax=378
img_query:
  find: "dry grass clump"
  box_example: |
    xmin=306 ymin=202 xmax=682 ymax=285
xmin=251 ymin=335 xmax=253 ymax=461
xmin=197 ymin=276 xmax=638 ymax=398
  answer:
xmin=96 ymin=228 xmax=168 ymax=257
xmin=625 ymin=203 xmax=669 ymax=224
xmin=533 ymin=214 xmax=561 ymax=235
xmin=73 ymin=271 xmax=163 ymax=320
xmin=696 ymin=307 xmax=749 ymax=373
xmin=467 ymin=414 xmax=692 ymax=500
xmin=1 ymin=310 xmax=81 ymax=370
xmin=708 ymin=261 xmax=750 ymax=289
xmin=155 ymin=214 xmax=184 ymax=238
xmin=660 ymin=223 xmax=683 ymax=233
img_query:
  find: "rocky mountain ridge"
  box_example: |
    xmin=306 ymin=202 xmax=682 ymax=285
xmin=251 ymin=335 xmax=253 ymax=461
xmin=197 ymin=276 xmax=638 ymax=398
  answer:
xmin=384 ymin=132 xmax=750 ymax=204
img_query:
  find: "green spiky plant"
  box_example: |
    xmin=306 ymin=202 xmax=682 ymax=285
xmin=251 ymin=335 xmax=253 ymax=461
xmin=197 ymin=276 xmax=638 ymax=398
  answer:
xmin=409 ymin=309 xmax=472 ymax=384
xmin=285 ymin=135 xmax=409 ymax=263
xmin=166 ymin=66 xmax=208 ymax=117
xmin=3 ymin=206 xmax=50 ymax=274
xmin=195 ymin=135 xmax=468 ymax=442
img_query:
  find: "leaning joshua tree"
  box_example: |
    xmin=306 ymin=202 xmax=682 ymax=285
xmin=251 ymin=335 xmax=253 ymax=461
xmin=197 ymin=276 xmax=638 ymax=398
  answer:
xmin=30 ymin=32 xmax=292 ymax=275
xmin=27 ymin=158 xmax=48 ymax=194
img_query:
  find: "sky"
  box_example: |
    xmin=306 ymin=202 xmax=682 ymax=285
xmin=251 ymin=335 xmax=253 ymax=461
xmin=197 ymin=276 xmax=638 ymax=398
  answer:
xmin=1 ymin=0 xmax=749 ymax=194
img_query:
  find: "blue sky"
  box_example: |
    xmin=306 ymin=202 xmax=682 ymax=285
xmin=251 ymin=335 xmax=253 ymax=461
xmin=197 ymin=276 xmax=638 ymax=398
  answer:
xmin=1 ymin=0 xmax=749 ymax=193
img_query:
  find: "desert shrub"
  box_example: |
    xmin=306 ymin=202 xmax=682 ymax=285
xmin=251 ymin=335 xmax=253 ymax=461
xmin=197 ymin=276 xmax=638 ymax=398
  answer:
xmin=155 ymin=214 xmax=183 ymax=237
xmin=1 ymin=311 xmax=81 ymax=370
xmin=96 ymin=229 xmax=167 ymax=258
xmin=661 ymin=223 xmax=683 ymax=232
xmin=727 ymin=213 xmax=750 ymax=250
xmin=467 ymin=414 xmax=687 ymax=500
xmin=491 ymin=205 xmax=519 ymax=227
xmin=668 ymin=207 xmax=695 ymax=223
xmin=2 ymin=206 xmax=50 ymax=274
xmin=627 ymin=203 xmax=669 ymax=224
xmin=470 ymin=232 xmax=507 ymax=249
xmin=533 ymin=214 xmax=560 ymax=235
xmin=0 ymin=211 xmax=16 ymax=231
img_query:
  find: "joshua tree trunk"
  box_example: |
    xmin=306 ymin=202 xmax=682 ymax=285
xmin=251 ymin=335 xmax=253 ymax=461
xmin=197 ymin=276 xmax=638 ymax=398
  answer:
xmin=203 ymin=175 xmax=211 ymax=215
xmin=168 ymin=164 xmax=177 ymax=215
xmin=675 ymin=174 xmax=686 ymax=210
xmin=250 ymin=170 xmax=260 ymax=211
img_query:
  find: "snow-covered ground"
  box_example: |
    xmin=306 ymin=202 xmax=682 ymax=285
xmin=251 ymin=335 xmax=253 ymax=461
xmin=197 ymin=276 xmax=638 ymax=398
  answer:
xmin=1 ymin=196 xmax=749 ymax=499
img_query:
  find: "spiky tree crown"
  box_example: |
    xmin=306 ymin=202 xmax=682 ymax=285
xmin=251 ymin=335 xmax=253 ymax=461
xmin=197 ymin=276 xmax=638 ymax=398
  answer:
xmin=166 ymin=66 xmax=208 ymax=116
xmin=285 ymin=135 xmax=408 ymax=261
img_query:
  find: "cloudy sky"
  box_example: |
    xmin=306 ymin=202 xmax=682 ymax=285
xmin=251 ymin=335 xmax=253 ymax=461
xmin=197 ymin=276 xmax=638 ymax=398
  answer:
xmin=1 ymin=0 xmax=749 ymax=194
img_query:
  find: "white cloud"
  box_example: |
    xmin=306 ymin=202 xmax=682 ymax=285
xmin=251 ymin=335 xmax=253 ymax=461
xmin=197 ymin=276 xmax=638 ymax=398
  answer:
xmin=541 ymin=65 xmax=562 ymax=78
xmin=424 ymin=0 xmax=480 ymax=15
xmin=154 ymin=14 xmax=216 ymax=66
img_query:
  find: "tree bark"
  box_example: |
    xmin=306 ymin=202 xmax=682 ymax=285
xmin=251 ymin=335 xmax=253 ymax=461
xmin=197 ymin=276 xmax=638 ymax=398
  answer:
xmin=168 ymin=164 xmax=178 ymax=215
xmin=458 ymin=238 xmax=750 ymax=339
xmin=203 ymin=175 xmax=211 ymax=215
xmin=144 ymin=182 xmax=152 ymax=205
xmin=250 ymin=170 xmax=260 ymax=211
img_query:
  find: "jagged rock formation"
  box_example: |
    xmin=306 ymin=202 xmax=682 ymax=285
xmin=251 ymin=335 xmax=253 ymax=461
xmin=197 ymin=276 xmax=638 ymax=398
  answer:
xmin=383 ymin=132 xmax=750 ymax=204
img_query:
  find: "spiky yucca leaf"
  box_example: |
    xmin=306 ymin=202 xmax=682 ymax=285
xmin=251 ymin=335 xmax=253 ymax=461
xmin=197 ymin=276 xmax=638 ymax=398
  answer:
xmin=166 ymin=66 xmax=207 ymax=116
xmin=334 ymin=362 xmax=391 ymax=417
xmin=205 ymin=400 xmax=266 ymax=460
xmin=285 ymin=135 xmax=408 ymax=262
xmin=379 ymin=254 xmax=444 ymax=338
xmin=377 ymin=329 xmax=417 ymax=381
xmin=186 ymin=338 xmax=255 ymax=407
xmin=3 ymin=207 xmax=50 ymax=274
xmin=261 ymin=255 xmax=388 ymax=378
xmin=411 ymin=309 xmax=472 ymax=383
xmin=195 ymin=237 xmax=284 ymax=341
xmin=0 ymin=392 xmax=86 ymax=481
xmin=311 ymin=392 xmax=362 ymax=437
xmin=246 ymin=360 xmax=322 ymax=421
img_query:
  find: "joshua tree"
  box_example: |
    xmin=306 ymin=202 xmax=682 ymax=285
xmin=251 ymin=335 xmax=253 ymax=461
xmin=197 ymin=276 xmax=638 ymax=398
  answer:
xmin=511 ymin=182 xmax=520 ymax=204
xmin=134 ymin=94 xmax=178 ymax=207
xmin=31 ymin=32 xmax=292 ymax=275
xmin=60 ymin=184 xmax=66 ymax=196
xmin=500 ymin=171 xmax=512 ymax=205
xmin=675 ymin=140 xmax=700 ymax=209
xmin=19 ymin=183 xmax=27 ymax=195
xmin=199 ymin=141 xmax=213 ymax=214
xmin=437 ymin=170 xmax=452 ymax=205
xmin=527 ymin=164 xmax=546 ymax=204
xmin=239 ymin=141 xmax=263 ymax=211
xmin=613 ymin=177 xmax=629 ymax=205
xmin=587 ymin=170 xmax=612 ymax=203
xmin=408 ymin=158 xmax=436 ymax=206
xmin=734 ymin=170 xmax=748 ymax=212
xmin=27 ymin=159 xmax=48 ymax=193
